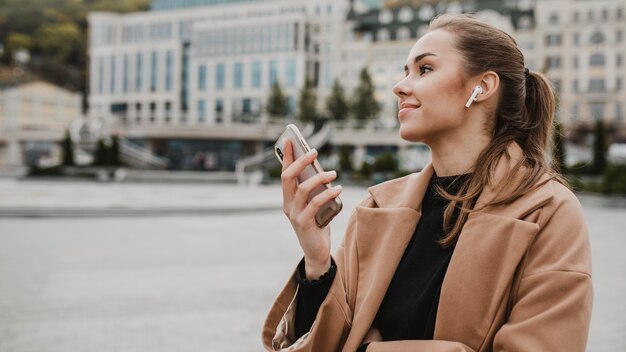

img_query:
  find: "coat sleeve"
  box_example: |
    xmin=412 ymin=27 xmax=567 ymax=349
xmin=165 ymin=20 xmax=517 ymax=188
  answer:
xmin=261 ymin=197 xmax=370 ymax=351
xmin=491 ymin=186 xmax=593 ymax=351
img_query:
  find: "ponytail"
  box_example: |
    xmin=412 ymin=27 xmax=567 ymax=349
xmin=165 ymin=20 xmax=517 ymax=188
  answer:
xmin=428 ymin=14 xmax=565 ymax=248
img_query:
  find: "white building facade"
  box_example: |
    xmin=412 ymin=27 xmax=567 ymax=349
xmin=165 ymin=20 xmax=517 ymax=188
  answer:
xmin=533 ymin=0 xmax=626 ymax=128
xmin=88 ymin=0 xmax=350 ymax=127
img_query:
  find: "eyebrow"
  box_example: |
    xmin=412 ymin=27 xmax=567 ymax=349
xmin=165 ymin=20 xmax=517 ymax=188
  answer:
xmin=403 ymin=52 xmax=437 ymax=73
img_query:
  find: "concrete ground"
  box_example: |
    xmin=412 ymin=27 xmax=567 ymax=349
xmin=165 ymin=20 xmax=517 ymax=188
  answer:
xmin=0 ymin=179 xmax=623 ymax=351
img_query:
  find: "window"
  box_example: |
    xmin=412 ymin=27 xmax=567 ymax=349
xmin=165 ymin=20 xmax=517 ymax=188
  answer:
xmin=545 ymin=34 xmax=562 ymax=46
xmin=98 ymin=57 xmax=104 ymax=94
xmin=617 ymin=78 xmax=622 ymax=91
xmin=216 ymin=63 xmax=225 ymax=90
xmin=602 ymin=9 xmax=609 ymax=20
xmin=165 ymin=101 xmax=171 ymax=123
xmin=551 ymin=79 xmax=561 ymax=93
xmin=618 ymin=54 xmax=623 ymax=67
xmin=573 ymin=56 xmax=579 ymax=69
xmin=110 ymin=56 xmax=116 ymax=94
xmin=590 ymin=103 xmax=604 ymax=120
xmin=617 ymin=30 xmax=623 ymax=43
xmin=252 ymin=61 xmax=261 ymax=88
xmin=573 ymin=79 xmax=579 ymax=92
xmin=618 ymin=8 xmax=624 ymax=19
xmin=269 ymin=60 xmax=278 ymax=86
xmin=150 ymin=51 xmax=158 ymax=92
xmin=398 ymin=7 xmax=413 ymax=22
xmin=197 ymin=100 xmax=205 ymax=122
xmin=589 ymin=53 xmax=605 ymax=67
xmin=215 ymin=99 xmax=224 ymax=122
xmin=572 ymin=104 xmax=579 ymax=120
xmin=286 ymin=59 xmax=296 ymax=87
xmin=123 ymin=54 xmax=129 ymax=93
xmin=396 ymin=27 xmax=411 ymax=40
xmin=149 ymin=102 xmax=156 ymax=122
xmin=165 ymin=50 xmax=173 ymax=91
xmin=234 ymin=62 xmax=243 ymax=89
xmin=377 ymin=28 xmax=390 ymax=42
xmin=589 ymin=79 xmax=606 ymax=92
xmin=573 ymin=33 xmax=580 ymax=45
xmin=573 ymin=11 xmax=579 ymax=22
xmin=545 ymin=56 xmax=561 ymax=70
xmin=549 ymin=13 xmax=559 ymax=24
xmin=616 ymin=103 xmax=623 ymax=121
xmin=590 ymin=31 xmax=605 ymax=44
xmin=198 ymin=65 xmax=207 ymax=90
xmin=136 ymin=53 xmax=143 ymax=92
xmin=588 ymin=10 xmax=594 ymax=21
xmin=135 ymin=102 xmax=142 ymax=122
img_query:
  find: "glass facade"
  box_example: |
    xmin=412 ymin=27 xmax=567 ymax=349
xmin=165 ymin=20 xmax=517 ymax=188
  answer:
xmin=286 ymin=59 xmax=296 ymax=87
xmin=123 ymin=54 xmax=129 ymax=93
xmin=197 ymin=99 xmax=206 ymax=122
xmin=198 ymin=65 xmax=207 ymax=90
xmin=234 ymin=62 xmax=243 ymax=89
xmin=151 ymin=0 xmax=259 ymax=11
xmin=98 ymin=57 xmax=104 ymax=94
xmin=166 ymin=50 xmax=173 ymax=91
xmin=151 ymin=51 xmax=158 ymax=92
xmin=110 ymin=56 xmax=116 ymax=93
xmin=269 ymin=60 xmax=277 ymax=85
xmin=252 ymin=61 xmax=261 ymax=88
xmin=136 ymin=52 xmax=143 ymax=92
xmin=216 ymin=64 xmax=225 ymax=90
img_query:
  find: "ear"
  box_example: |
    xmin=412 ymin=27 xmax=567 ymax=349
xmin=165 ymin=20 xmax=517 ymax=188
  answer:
xmin=474 ymin=71 xmax=499 ymax=104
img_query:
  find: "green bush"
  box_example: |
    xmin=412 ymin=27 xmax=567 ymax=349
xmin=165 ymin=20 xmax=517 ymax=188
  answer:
xmin=602 ymin=164 xmax=626 ymax=194
xmin=373 ymin=153 xmax=398 ymax=172
xmin=359 ymin=161 xmax=373 ymax=178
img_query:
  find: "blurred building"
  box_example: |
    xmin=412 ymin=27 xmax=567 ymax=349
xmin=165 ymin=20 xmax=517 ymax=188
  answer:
xmin=88 ymin=0 xmax=348 ymax=127
xmin=0 ymin=80 xmax=82 ymax=167
xmin=534 ymin=0 xmax=626 ymax=139
xmin=344 ymin=0 xmax=536 ymax=127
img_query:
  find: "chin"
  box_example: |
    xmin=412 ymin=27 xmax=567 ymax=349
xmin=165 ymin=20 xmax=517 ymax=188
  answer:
xmin=398 ymin=124 xmax=426 ymax=143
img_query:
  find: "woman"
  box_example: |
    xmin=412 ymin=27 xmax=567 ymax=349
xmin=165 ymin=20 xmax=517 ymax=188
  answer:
xmin=263 ymin=14 xmax=592 ymax=352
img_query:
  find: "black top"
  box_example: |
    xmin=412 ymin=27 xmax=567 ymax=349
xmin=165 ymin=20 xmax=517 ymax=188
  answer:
xmin=373 ymin=173 xmax=469 ymax=340
xmin=293 ymin=173 xmax=471 ymax=347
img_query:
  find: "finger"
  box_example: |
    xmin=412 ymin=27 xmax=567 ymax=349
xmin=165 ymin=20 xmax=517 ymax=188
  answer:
xmin=299 ymin=185 xmax=342 ymax=224
xmin=293 ymin=170 xmax=337 ymax=213
xmin=281 ymin=138 xmax=294 ymax=171
xmin=282 ymin=147 xmax=318 ymax=187
xmin=280 ymin=139 xmax=300 ymax=212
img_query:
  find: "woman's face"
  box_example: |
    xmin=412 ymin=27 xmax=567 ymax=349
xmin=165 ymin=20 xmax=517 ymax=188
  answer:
xmin=393 ymin=29 xmax=476 ymax=144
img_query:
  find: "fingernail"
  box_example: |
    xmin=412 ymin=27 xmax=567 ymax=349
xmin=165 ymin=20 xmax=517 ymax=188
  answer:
xmin=307 ymin=148 xmax=317 ymax=156
xmin=327 ymin=171 xmax=337 ymax=177
xmin=333 ymin=185 xmax=342 ymax=191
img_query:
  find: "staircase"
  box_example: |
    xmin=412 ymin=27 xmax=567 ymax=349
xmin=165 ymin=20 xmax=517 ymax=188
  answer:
xmin=235 ymin=122 xmax=333 ymax=184
xmin=118 ymin=137 xmax=169 ymax=169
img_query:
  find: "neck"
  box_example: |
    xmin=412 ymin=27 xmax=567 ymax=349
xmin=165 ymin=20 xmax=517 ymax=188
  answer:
xmin=429 ymin=130 xmax=491 ymax=177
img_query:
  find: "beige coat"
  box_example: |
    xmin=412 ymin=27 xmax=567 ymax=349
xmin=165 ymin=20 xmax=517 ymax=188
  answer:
xmin=263 ymin=144 xmax=593 ymax=352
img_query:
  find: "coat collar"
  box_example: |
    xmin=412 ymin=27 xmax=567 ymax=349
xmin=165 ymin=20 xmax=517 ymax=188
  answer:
xmin=366 ymin=142 xmax=555 ymax=219
xmin=343 ymin=143 xmax=556 ymax=351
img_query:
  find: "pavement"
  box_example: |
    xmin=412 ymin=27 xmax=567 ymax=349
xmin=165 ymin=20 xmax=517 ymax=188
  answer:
xmin=0 ymin=178 xmax=624 ymax=351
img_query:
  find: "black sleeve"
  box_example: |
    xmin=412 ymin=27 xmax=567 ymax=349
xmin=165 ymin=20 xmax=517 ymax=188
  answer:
xmin=356 ymin=343 xmax=370 ymax=352
xmin=294 ymin=257 xmax=337 ymax=340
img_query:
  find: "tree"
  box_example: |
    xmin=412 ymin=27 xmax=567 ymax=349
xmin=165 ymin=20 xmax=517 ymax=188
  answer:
xmin=62 ymin=130 xmax=74 ymax=166
xmin=325 ymin=79 xmax=349 ymax=121
xmin=110 ymin=135 xmax=121 ymax=166
xmin=351 ymin=67 xmax=380 ymax=121
xmin=298 ymin=77 xmax=317 ymax=123
xmin=592 ymin=119 xmax=607 ymax=175
xmin=266 ymin=81 xmax=289 ymax=118
xmin=36 ymin=22 xmax=81 ymax=62
xmin=552 ymin=119 xmax=566 ymax=173
xmin=339 ymin=145 xmax=353 ymax=172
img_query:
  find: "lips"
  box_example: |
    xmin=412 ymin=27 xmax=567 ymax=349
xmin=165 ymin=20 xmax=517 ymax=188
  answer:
xmin=398 ymin=101 xmax=420 ymax=118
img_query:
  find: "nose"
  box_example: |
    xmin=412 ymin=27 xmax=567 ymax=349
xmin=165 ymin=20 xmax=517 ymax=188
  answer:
xmin=393 ymin=76 xmax=410 ymax=98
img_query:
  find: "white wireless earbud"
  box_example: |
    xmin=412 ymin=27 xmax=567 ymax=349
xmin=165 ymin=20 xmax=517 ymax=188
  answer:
xmin=465 ymin=85 xmax=483 ymax=108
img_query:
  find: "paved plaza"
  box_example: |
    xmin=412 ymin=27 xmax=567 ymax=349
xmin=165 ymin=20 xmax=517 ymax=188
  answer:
xmin=0 ymin=179 xmax=624 ymax=351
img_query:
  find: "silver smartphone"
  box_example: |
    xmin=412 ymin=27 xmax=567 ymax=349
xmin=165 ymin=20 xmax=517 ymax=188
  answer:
xmin=274 ymin=124 xmax=343 ymax=227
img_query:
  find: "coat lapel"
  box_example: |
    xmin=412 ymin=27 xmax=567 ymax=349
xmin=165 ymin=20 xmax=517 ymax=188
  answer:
xmin=342 ymin=165 xmax=433 ymax=350
xmin=435 ymin=144 xmax=555 ymax=350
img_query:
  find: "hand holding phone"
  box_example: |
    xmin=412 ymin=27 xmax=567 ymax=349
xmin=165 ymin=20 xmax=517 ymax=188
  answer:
xmin=275 ymin=124 xmax=343 ymax=280
xmin=275 ymin=124 xmax=343 ymax=227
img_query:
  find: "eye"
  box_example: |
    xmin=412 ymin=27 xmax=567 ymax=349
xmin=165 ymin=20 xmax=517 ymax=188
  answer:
xmin=419 ymin=65 xmax=433 ymax=75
